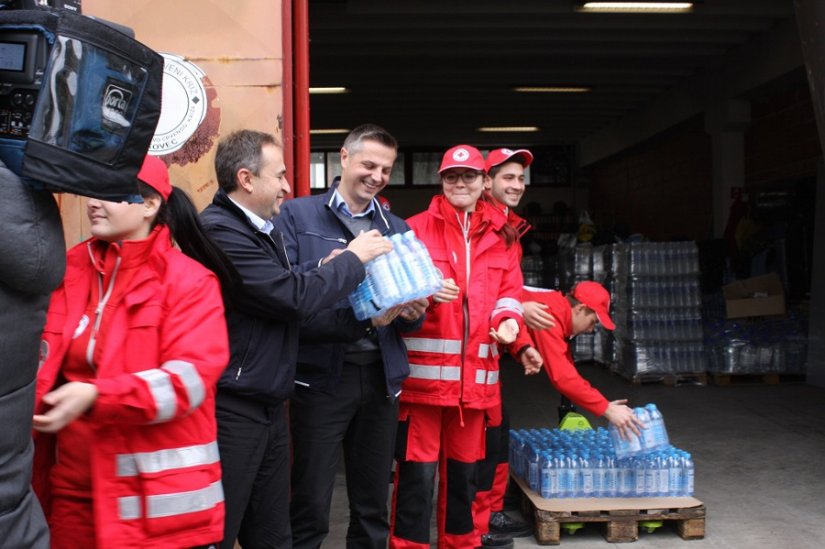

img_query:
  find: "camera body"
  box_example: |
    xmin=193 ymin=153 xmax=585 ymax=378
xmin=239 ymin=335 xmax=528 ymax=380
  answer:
xmin=0 ymin=1 xmax=80 ymax=12
xmin=0 ymin=6 xmax=164 ymax=200
xmin=0 ymin=29 xmax=48 ymax=141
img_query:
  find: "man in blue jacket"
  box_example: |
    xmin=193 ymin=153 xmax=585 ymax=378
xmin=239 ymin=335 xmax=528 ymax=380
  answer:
xmin=276 ymin=124 xmax=427 ymax=549
xmin=200 ymin=129 xmax=393 ymax=549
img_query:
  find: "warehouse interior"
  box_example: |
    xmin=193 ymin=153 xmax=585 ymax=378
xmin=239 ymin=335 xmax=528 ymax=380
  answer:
xmin=307 ymin=1 xmax=825 ymax=547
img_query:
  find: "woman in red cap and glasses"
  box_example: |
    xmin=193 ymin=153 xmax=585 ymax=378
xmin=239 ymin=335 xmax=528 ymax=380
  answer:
xmin=389 ymin=145 xmax=532 ymax=549
xmin=32 ymin=156 xmax=234 ymax=549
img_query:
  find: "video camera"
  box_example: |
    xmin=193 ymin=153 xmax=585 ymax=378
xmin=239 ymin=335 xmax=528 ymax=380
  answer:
xmin=0 ymin=1 xmax=163 ymax=200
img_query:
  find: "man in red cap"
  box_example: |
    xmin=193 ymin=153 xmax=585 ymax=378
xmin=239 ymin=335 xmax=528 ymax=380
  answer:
xmin=481 ymin=151 xmax=641 ymax=433
xmin=521 ymin=281 xmax=642 ymax=435
xmin=474 ymin=150 xmax=642 ymax=547
xmin=473 ymin=148 xmax=541 ymax=545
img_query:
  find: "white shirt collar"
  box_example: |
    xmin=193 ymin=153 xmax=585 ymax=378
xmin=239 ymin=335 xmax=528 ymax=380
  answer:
xmin=228 ymin=195 xmax=274 ymax=234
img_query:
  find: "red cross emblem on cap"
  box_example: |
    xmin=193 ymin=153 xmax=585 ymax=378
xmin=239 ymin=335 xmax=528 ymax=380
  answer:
xmin=453 ymin=148 xmax=470 ymax=161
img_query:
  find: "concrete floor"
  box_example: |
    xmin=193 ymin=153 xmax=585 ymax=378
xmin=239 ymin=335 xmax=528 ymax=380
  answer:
xmin=326 ymin=359 xmax=825 ymax=548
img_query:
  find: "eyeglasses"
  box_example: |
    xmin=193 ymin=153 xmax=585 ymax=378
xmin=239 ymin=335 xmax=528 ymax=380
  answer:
xmin=442 ymin=171 xmax=482 ymax=184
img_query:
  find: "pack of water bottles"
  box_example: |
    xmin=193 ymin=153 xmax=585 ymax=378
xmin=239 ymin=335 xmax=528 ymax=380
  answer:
xmin=510 ymin=404 xmax=695 ymax=499
xmin=349 ymin=230 xmax=443 ymax=320
xmin=609 ymin=403 xmax=670 ymax=458
xmin=610 ymin=242 xmax=706 ymax=377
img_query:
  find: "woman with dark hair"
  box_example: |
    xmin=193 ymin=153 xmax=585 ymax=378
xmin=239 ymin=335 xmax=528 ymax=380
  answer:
xmin=32 ymin=156 xmax=231 ymax=548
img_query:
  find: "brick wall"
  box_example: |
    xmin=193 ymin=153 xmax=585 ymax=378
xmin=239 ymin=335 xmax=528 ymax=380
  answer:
xmin=587 ymin=117 xmax=713 ymax=241
xmin=586 ymin=78 xmax=822 ymax=241
xmin=745 ymin=84 xmax=821 ymax=188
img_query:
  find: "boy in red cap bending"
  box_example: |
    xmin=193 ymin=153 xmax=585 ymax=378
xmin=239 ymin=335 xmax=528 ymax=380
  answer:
xmin=474 ymin=148 xmax=642 ymax=548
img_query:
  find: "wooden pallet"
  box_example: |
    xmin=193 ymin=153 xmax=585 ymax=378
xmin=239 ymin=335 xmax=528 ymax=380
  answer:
xmin=612 ymin=369 xmax=708 ymax=387
xmin=514 ymin=476 xmax=705 ymax=545
xmin=710 ymin=373 xmax=805 ymax=386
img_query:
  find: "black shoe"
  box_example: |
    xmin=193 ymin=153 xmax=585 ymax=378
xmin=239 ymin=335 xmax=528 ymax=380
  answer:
xmin=477 ymin=532 xmax=514 ymax=549
xmin=489 ymin=511 xmax=533 ymax=538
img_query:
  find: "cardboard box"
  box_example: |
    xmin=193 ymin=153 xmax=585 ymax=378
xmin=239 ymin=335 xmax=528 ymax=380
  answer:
xmin=722 ymin=273 xmax=786 ymax=318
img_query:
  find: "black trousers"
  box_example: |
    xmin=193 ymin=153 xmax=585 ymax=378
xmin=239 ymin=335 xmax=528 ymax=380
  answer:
xmin=290 ymin=361 xmax=399 ymax=549
xmin=217 ymin=400 xmax=291 ymax=549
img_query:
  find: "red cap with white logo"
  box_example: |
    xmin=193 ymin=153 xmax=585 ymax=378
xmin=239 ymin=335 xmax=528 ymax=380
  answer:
xmin=439 ymin=145 xmax=485 ymax=174
xmin=485 ymin=148 xmax=534 ymax=172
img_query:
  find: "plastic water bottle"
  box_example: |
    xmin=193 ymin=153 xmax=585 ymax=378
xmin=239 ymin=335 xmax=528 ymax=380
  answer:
xmin=402 ymin=231 xmax=442 ymax=296
xmin=644 ymin=456 xmax=658 ymax=497
xmin=593 ymin=454 xmax=607 ymax=498
xmin=568 ymin=454 xmax=581 ymax=498
xmin=657 ymin=454 xmax=670 ymax=496
xmin=368 ymin=250 xmax=401 ymax=307
xmin=617 ymin=458 xmax=634 ymax=497
xmin=632 ymin=457 xmax=647 ymax=497
xmin=668 ymin=451 xmax=682 ymax=495
xmin=579 ymin=453 xmax=594 ymax=497
xmin=645 ymin=403 xmax=670 ymax=449
xmin=609 ymin=423 xmax=642 ymax=458
xmin=635 ymin=407 xmax=657 ymax=452
xmin=682 ymin=452 xmax=695 ymax=496
xmin=556 ymin=453 xmax=569 ymax=497
xmin=605 ymin=455 xmax=618 ymax=498
xmin=348 ymin=277 xmax=380 ymax=320
xmin=528 ymin=443 xmax=541 ymax=492
xmin=387 ymin=234 xmax=416 ymax=301
xmin=540 ymin=452 xmax=560 ymax=499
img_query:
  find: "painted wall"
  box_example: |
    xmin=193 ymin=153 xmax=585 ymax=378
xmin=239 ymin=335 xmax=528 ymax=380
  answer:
xmin=59 ymin=0 xmax=285 ymax=245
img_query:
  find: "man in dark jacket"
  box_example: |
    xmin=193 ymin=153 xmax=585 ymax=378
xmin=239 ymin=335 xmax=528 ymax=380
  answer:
xmin=200 ymin=129 xmax=393 ymax=549
xmin=275 ymin=124 xmax=427 ymax=549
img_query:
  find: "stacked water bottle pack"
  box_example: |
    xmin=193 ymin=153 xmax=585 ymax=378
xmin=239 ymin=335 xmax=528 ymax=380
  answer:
xmin=510 ymin=404 xmax=694 ymax=499
xmin=568 ymin=244 xmax=613 ymax=365
xmin=703 ymin=294 xmax=808 ymax=375
xmin=611 ymin=242 xmax=705 ymax=378
xmin=349 ymin=230 xmax=442 ymax=320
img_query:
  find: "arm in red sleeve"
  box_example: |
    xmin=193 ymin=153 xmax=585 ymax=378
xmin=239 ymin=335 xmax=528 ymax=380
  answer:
xmin=90 ymin=270 xmax=229 ymax=425
xmin=530 ymin=324 xmax=609 ymax=417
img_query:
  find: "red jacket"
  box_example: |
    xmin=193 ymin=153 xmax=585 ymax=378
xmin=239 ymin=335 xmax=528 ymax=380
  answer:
xmin=522 ymin=288 xmax=609 ymax=416
xmin=487 ymin=195 xmax=536 ymax=356
xmin=402 ymin=195 xmax=525 ymax=410
xmin=34 ymin=226 xmax=229 ymax=548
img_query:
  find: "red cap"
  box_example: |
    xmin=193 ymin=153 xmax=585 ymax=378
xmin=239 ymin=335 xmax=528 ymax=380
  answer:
xmin=137 ymin=155 xmax=172 ymax=201
xmin=485 ymin=148 xmax=534 ymax=172
xmin=571 ymin=281 xmax=615 ymax=330
xmin=439 ymin=145 xmax=485 ymax=174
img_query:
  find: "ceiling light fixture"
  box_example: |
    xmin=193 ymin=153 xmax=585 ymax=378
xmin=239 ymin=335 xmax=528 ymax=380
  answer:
xmin=308 ymin=87 xmax=348 ymax=94
xmin=514 ymin=86 xmax=591 ymax=93
xmin=309 ymin=128 xmax=350 ymax=135
xmin=477 ymin=126 xmax=540 ymax=133
xmin=578 ymin=2 xmax=693 ymax=13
